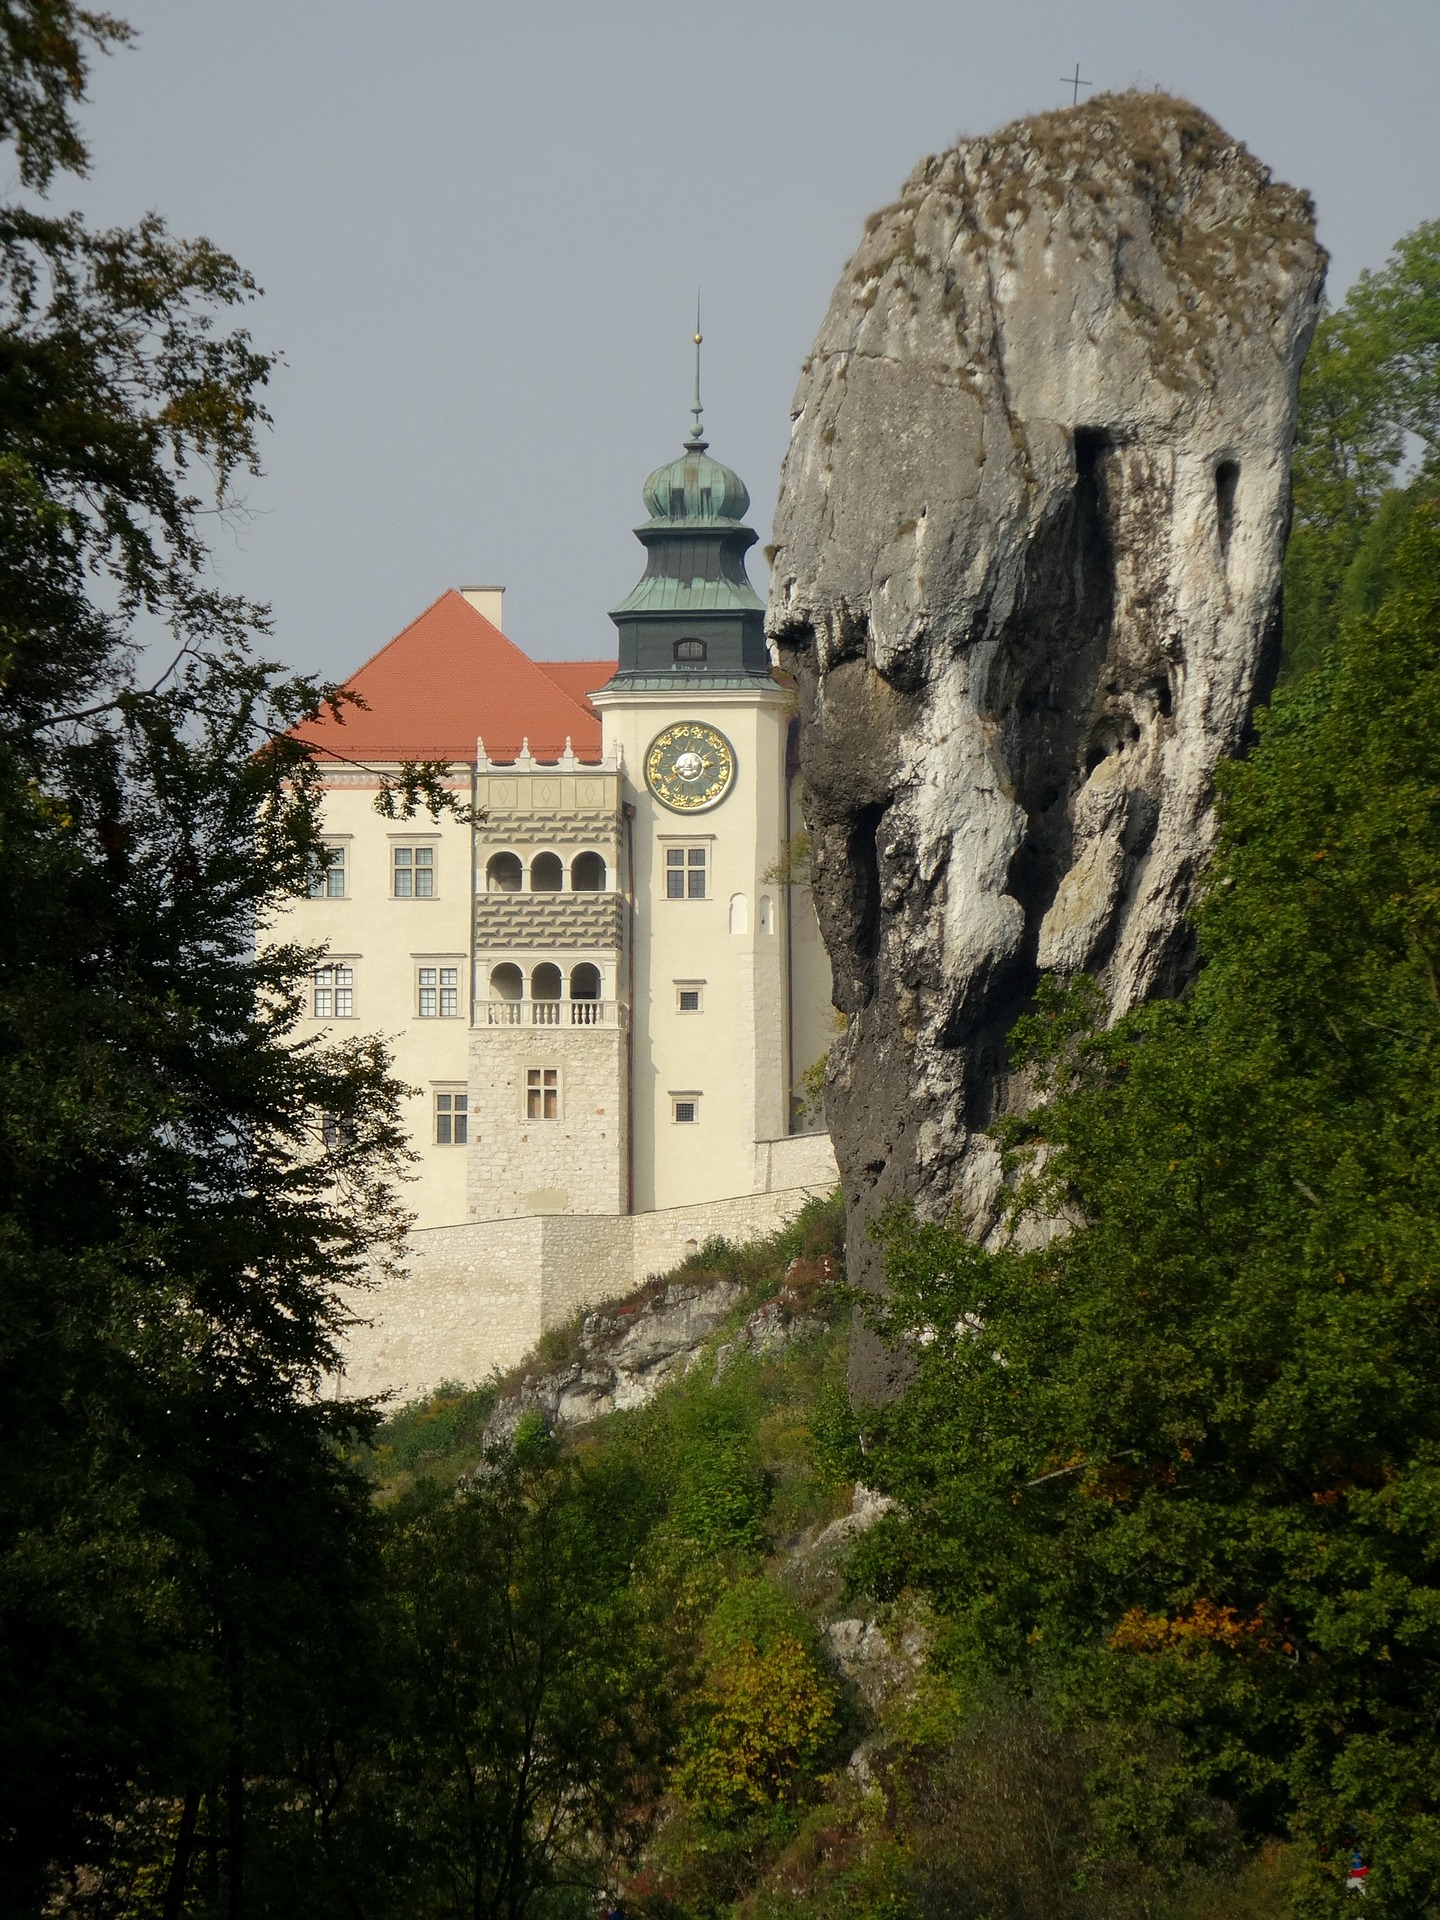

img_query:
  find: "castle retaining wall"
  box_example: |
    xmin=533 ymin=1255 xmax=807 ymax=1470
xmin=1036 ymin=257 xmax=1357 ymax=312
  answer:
xmin=334 ymin=1164 xmax=838 ymax=1403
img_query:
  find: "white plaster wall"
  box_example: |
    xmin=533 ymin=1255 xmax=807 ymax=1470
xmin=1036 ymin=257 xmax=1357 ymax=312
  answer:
xmin=592 ymin=686 xmax=793 ymax=1212
xmin=267 ymin=769 xmax=475 ymax=1229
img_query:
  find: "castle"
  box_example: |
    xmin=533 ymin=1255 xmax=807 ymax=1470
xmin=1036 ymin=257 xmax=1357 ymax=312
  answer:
xmin=283 ymin=381 xmax=837 ymax=1396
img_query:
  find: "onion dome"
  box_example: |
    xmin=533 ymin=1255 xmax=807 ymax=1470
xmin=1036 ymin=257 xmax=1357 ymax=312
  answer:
xmin=605 ymin=317 xmax=771 ymax=687
xmin=640 ymin=442 xmax=751 ymax=526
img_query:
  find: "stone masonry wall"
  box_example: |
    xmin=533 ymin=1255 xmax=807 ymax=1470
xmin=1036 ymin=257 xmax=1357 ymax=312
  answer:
xmin=467 ymin=1025 xmax=628 ymax=1219
xmin=334 ymin=1178 xmax=836 ymax=1402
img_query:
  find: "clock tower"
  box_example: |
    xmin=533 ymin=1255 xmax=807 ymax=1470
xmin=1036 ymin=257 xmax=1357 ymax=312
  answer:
xmin=592 ymin=342 xmax=795 ymax=1211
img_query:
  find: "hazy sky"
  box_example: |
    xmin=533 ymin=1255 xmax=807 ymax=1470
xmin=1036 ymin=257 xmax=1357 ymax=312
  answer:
xmin=65 ymin=1 xmax=1440 ymax=680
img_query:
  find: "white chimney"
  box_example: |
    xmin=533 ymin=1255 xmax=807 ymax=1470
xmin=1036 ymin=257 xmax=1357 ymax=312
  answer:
xmin=460 ymin=585 xmax=504 ymax=630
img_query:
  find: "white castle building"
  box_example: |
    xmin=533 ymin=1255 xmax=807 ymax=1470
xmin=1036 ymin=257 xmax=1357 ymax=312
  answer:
xmin=285 ymin=387 xmax=837 ymax=1396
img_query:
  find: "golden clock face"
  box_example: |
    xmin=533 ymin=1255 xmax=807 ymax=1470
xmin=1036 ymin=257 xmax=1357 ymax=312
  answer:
xmin=644 ymin=721 xmax=737 ymax=813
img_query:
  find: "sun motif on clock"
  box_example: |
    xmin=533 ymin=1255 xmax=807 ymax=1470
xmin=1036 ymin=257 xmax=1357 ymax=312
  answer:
xmin=644 ymin=722 xmax=737 ymax=813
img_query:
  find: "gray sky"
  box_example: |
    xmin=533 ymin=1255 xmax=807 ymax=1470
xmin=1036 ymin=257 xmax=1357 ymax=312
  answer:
xmin=67 ymin=0 xmax=1440 ymax=680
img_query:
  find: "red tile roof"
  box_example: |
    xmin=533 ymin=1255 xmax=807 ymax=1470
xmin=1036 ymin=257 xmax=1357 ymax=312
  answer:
xmin=293 ymin=590 xmax=615 ymax=765
xmin=536 ymin=659 xmax=615 ymax=719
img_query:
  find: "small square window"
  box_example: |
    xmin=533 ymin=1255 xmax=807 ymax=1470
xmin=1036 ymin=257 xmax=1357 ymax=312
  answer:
xmin=416 ymin=966 xmax=458 ymax=1018
xmin=393 ymin=845 xmax=435 ymax=898
xmin=665 ymin=846 xmax=707 ymax=900
xmin=308 ymin=844 xmax=346 ymax=899
xmin=677 ymin=987 xmax=702 ymax=1013
xmin=435 ymin=1090 xmax=468 ymax=1146
xmin=526 ymin=1067 xmax=559 ymax=1121
xmin=673 ymin=1097 xmax=699 ymax=1125
xmin=313 ymin=964 xmax=354 ymax=1019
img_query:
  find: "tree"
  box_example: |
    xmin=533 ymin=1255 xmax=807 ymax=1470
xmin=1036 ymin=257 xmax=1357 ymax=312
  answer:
xmin=676 ymin=1579 xmax=839 ymax=1827
xmin=857 ymin=502 xmax=1440 ymax=1914
xmin=293 ymin=1433 xmax=676 ymax=1920
xmin=1283 ymin=219 xmax=1440 ymax=678
xmin=0 ymin=8 xmax=416 ymax=1908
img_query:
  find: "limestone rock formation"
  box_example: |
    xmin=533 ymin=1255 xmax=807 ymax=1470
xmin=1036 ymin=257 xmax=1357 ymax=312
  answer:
xmin=765 ymin=94 xmax=1324 ymax=1377
xmin=481 ymin=1259 xmax=832 ymax=1441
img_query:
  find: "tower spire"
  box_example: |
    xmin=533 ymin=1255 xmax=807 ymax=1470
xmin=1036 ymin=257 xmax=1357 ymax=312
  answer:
xmin=686 ymin=293 xmax=706 ymax=450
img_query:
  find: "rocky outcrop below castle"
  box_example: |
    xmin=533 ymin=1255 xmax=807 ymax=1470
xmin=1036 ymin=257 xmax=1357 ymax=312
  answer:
xmin=483 ymin=1255 xmax=837 ymax=1442
xmin=765 ymin=93 xmax=1325 ymax=1383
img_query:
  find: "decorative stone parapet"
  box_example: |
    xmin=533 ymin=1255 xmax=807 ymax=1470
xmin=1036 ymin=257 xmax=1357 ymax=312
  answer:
xmin=474 ymin=891 xmax=624 ymax=949
xmin=479 ymin=1000 xmax=627 ymax=1030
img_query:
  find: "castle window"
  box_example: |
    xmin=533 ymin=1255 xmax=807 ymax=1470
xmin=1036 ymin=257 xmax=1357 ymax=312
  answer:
xmin=699 ymin=486 xmax=713 ymax=516
xmin=674 ymin=637 xmax=707 ymax=664
xmin=676 ymin=981 xmax=703 ymax=1013
xmin=313 ymin=964 xmax=354 ymax=1019
xmin=526 ymin=1067 xmax=559 ymax=1121
xmin=530 ymin=851 xmax=563 ymax=892
xmin=666 ymin=846 xmax=707 ymax=899
xmin=571 ymin=850 xmax=606 ymax=890
xmin=669 ymin=485 xmax=686 ymax=517
xmin=434 ymin=1090 xmax=468 ymax=1145
xmin=393 ymin=845 xmax=435 ymax=898
xmin=418 ymin=966 xmax=459 ymax=1018
xmin=486 ymin=851 xmax=522 ymax=892
xmin=308 ymin=844 xmax=347 ymax=899
xmin=321 ymin=1113 xmax=355 ymax=1150
xmin=672 ymin=1095 xmax=700 ymax=1125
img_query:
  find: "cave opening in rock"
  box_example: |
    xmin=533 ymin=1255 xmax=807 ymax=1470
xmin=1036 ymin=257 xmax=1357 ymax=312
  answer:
xmin=1215 ymin=458 xmax=1239 ymax=560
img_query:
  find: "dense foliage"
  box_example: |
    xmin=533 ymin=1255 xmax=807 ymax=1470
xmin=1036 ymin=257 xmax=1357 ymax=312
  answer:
xmin=0 ymin=5 xmax=414 ymax=1908
xmin=856 ymin=502 xmax=1440 ymax=1915
xmin=1283 ymin=219 xmax=1440 ymax=678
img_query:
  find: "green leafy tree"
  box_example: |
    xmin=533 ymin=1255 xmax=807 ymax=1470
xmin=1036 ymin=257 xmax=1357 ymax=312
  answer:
xmin=1284 ymin=219 xmax=1440 ymax=678
xmin=857 ymin=502 xmax=1440 ymax=1915
xmin=0 ymin=8 xmax=417 ymax=1909
xmin=676 ymin=1580 xmax=839 ymax=1827
xmin=296 ymin=1434 xmax=676 ymax=1920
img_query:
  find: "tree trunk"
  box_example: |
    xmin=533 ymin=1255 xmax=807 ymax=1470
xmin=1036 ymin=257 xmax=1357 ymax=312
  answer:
xmin=161 ymin=1786 xmax=200 ymax=1920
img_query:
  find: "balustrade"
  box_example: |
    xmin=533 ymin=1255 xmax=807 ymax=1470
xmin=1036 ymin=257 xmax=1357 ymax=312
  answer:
xmin=482 ymin=1000 xmax=624 ymax=1028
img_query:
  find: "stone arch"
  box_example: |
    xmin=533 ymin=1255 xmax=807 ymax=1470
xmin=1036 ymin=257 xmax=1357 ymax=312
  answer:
xmin=530 ymin=851 xmax=564 ymax=892
xmin=486 ymin=851 xmax=522 ymax=892
xmin=531 ymin=962 xmax=562 ymax=1000
xmin=569 ymin=962 xmax=602 ymax=1000
xmin=571 ymin=850 xmax=606 ymax=891
xmin=489 ymin=962 xmax=523 ymax=1001
xmin=729 ymin=892 xmax=748 ymax=935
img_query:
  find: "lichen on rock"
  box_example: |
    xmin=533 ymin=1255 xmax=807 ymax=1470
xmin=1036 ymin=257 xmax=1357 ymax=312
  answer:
xmin=765 ymin=93 xmax=1325 ymax=1394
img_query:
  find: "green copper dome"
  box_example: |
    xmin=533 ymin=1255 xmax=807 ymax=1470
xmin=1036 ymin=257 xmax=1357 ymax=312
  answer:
xmin=605 ymin=329 xmax=772 ymax=687
xmin=641 ymin=443 xmax=751 ymax=526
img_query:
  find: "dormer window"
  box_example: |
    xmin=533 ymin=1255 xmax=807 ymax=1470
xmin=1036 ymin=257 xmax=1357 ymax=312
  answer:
xmin=699 ymin=486 xmax=713 ymax=515
xmin=669 ymin=485 xmax=686 ymax=517
xmin=674 ymin=638 xmax=707 ymax=664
